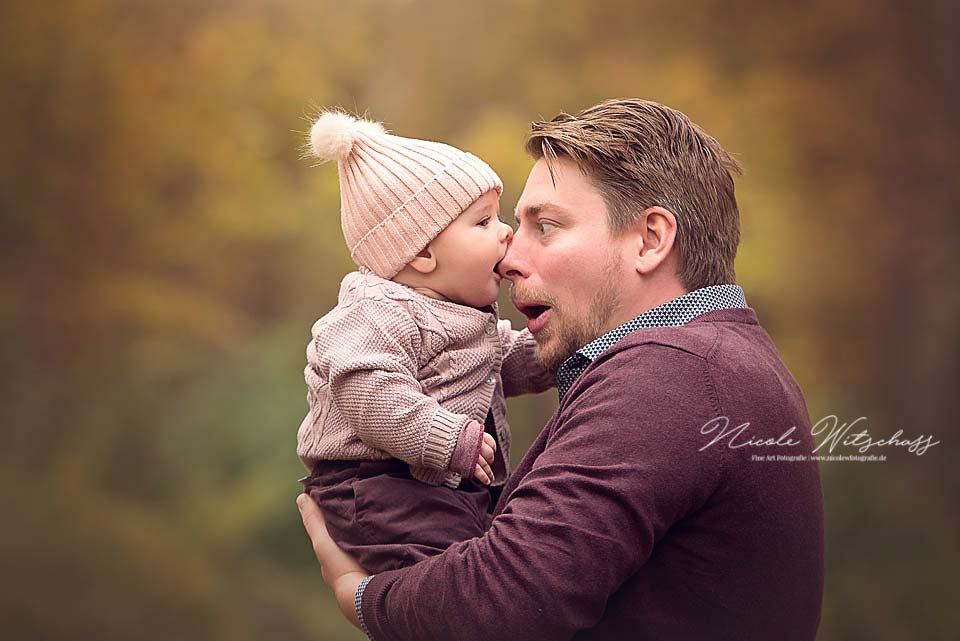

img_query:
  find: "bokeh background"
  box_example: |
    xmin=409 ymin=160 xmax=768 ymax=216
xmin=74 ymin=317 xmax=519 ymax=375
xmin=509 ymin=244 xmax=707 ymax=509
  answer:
xmin=2 ymin=1 xmax=957 ymax=639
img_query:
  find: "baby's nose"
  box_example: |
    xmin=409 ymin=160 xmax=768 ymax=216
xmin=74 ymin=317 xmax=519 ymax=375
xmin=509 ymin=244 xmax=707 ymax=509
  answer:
xmin=498 ymin=221 xmax=514 ymax=243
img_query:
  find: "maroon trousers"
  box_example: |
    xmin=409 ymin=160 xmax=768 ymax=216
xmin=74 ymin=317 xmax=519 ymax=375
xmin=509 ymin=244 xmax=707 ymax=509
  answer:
xmin=301 ymin=459 xmax=493 ymax=573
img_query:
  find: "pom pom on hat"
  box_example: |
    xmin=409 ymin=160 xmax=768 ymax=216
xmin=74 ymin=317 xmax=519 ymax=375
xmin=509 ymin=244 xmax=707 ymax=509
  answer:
xmin=308 ymin=111 xmax=386 ymax=162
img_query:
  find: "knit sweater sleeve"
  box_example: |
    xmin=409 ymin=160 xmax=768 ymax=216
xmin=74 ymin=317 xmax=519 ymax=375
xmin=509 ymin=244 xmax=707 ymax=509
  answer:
xmin=497 ymin=319 xmax=555 ymax=397
xmin=359 ymin=344 xmax=726 ymax=641
xmin=320 ymin=298 xmax=472 ymax=471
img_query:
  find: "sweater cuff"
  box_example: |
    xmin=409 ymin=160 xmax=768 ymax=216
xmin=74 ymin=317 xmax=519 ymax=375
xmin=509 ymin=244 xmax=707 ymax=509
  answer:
xmin=448 ymin=420 xmax=484 ymax=479
xmin=421 ymin=407 xmax=470 ymax=470
xmin=361 ymin=571 xmax=404 ymax=641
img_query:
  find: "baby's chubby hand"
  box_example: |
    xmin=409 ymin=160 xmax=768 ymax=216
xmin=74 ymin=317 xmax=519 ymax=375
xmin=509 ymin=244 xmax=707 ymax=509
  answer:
xmin=474 ymin=432 xmax=497 ymax=485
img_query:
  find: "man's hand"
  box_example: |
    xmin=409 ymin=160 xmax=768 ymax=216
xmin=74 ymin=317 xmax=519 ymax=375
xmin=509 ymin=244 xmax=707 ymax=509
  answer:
xmin=297 ymin=494 xmax=369 ymax=629
xmin=475 ymin=432 xmax=497 ymax=485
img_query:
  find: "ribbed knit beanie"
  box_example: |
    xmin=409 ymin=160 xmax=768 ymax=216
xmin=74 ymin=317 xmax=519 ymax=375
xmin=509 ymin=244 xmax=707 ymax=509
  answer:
xmin=306 ymin=111 xmax=503 ymax=279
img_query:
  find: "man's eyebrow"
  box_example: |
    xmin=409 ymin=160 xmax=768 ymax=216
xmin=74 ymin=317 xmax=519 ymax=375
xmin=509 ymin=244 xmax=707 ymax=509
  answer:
xmin=513 ymin=202 xmax=569 ymax=222
xmin=512 ymin=205 xmax=534 ymax=223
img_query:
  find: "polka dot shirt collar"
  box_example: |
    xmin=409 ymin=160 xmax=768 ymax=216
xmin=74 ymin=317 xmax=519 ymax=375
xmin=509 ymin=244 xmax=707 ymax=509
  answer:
xmin=555 ymin=284 xmax=748 ymax=399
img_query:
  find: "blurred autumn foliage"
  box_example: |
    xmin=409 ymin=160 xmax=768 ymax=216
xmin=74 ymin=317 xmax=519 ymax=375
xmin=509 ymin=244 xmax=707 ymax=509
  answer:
xmin=1 ymin=1 xmax=957 ymax=639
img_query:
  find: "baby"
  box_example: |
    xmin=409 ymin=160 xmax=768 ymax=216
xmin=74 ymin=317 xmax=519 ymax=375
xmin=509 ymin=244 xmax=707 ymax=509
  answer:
xmin=297 ymin=111 xmax=554 ymax=573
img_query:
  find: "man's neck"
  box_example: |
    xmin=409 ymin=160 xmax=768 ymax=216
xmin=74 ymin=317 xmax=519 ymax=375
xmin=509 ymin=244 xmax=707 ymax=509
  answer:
xmin=601 ymin=278 xmax=688 ymax=336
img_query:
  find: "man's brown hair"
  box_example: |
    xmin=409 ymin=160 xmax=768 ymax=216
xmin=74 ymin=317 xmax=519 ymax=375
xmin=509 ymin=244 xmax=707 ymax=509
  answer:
xmin=525 ymin=98 xmax=743 ymax=290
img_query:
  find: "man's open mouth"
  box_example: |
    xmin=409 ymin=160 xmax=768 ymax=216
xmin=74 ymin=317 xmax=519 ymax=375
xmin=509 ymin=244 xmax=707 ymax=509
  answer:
xmin=516 ymin=303 xmax=551 ymax=320
xmin=514 ymin=301 xmax=553 ymax=333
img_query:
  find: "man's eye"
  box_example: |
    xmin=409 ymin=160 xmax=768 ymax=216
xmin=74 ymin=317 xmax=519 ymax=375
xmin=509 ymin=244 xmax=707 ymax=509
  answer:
xmin=537 ymin=221 xmax=557 ymax=234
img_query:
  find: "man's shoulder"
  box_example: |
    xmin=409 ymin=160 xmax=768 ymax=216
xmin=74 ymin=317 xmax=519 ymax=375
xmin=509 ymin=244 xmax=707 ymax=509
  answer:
xmin=576 ymin=307 xmax=802 ymax=426
xmin=562 ymin=338 xmax=717 ymax=423
xmin=552 ymin=308 xmax=781 ymax=452
xmin=563 ymin=308 xmax=769 ymax=405
xmin=552 ymin=334 xmax=723 ymax=463
xmin=599 ymin=307 xmax=762 ymax=363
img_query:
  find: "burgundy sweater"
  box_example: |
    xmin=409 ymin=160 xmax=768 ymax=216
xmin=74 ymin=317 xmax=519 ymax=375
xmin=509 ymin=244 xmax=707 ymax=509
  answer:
xmin=361 ymin=308 xmax=825 ymax=641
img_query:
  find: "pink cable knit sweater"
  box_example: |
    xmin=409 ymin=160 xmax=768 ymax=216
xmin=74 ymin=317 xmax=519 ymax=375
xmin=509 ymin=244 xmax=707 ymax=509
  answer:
xmin=296 ymin=267 xmax=555 ymax=488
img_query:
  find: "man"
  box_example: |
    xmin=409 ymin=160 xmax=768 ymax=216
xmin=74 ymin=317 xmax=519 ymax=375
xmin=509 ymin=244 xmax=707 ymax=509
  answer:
xmin=298 ymin=98 xmax=825 ymax=640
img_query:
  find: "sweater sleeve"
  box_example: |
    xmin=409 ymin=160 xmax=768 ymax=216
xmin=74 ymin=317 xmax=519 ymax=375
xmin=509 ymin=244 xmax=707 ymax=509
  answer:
xmin=320 ymin=298 xmax=472 ymax=471
xmin=359 ymin=345 xmax=726 ymax=641
xmin=497 ymin=319 xmax=556 ymax=397
xmin=447 ymin=420 xmax=484 ymax=480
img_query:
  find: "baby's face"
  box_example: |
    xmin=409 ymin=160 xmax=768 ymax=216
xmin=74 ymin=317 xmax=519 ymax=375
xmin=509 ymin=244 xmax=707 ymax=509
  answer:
xmin=427 ymin=190 xmax=513 ymax=308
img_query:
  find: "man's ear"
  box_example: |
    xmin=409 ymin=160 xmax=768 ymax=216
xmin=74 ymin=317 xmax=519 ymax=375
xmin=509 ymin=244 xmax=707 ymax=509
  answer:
xmin=406 ymin=245 xmax=437 ymax=274
xmin=634 ymin=206 xmax=678 ymax=276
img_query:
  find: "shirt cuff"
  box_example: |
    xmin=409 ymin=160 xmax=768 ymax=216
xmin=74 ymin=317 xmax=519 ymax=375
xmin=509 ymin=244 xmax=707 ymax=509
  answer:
xmin=448 ymin=419 xmax=484 ymax=479
xmin=356 ymin=575 xmax=375 ymax=639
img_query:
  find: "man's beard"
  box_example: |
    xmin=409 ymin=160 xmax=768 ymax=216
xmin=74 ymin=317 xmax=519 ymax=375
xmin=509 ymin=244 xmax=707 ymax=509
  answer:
xmin=517 ymin=255 xmax=623 ymax=373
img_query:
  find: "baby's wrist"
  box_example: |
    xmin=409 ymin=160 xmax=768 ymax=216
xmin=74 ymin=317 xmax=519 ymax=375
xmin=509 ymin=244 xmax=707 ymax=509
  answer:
xmin=448 ymin=420 xmax=484 ymax=478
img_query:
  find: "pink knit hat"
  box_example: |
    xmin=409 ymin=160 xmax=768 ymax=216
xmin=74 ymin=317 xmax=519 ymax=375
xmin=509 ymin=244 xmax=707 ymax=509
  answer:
xmin=306 ymin=111 xmax=503 ymax=279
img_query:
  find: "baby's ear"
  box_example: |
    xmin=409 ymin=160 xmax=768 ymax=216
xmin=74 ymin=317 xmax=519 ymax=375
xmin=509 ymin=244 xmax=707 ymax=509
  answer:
xmin=407 ymin=246 xmax=437 ymax=274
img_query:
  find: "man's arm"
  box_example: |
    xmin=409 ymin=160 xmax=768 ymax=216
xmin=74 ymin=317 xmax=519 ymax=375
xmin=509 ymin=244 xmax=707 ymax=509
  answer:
xmin=303 ymin=345 xmax=726 ymax=641
xmin=497 ymin=319 xmax=555 ymax=397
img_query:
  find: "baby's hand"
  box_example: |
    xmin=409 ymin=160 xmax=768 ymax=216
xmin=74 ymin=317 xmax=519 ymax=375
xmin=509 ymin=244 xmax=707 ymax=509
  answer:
xmin=474 ymin=433 xmax=497 ymax=485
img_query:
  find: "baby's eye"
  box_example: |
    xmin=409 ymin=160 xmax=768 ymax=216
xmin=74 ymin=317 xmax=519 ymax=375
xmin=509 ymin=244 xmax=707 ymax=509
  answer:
xmin=478 ymin=217 xmax=491 ymax=227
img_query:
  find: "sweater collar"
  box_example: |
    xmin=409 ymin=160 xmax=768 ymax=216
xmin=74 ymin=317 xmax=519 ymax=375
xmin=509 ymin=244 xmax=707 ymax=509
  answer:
xmin=348 ymin=267 xmax=498 ymax=320
xmin=556 ymin=284 xmax=748 ymax=399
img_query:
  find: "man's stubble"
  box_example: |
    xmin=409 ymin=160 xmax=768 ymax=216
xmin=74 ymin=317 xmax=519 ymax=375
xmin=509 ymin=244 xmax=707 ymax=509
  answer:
xmin=528 ymin=252 xmax=624 ymax=373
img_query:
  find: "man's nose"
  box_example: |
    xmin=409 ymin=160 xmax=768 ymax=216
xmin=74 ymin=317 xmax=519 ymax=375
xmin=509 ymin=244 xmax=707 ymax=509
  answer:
xmin=496 ymin=234 xmax=526 ymax=281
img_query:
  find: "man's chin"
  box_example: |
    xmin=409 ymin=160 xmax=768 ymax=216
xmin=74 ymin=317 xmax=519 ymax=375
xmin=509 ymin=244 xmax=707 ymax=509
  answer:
xmin=532 ymin=331 xmax=570 ymax=373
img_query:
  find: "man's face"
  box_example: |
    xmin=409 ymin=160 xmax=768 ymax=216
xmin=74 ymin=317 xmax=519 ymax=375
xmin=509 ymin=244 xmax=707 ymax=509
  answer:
xmin=498 ymin=156 xmax=628 ymax=372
